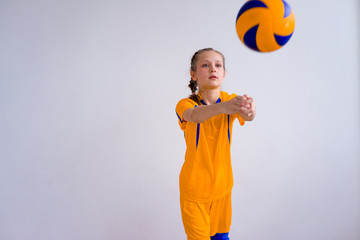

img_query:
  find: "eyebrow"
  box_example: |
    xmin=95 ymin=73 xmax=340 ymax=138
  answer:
xmin=200 ymin=59 xmax=223 ymax=63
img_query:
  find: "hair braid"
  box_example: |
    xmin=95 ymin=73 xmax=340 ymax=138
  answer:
xmin=188 ymin=78 xmax=199 ymax=104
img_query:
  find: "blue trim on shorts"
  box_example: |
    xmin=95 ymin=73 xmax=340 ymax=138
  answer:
xmin=211 ymin=232 xmax=229 ymax=240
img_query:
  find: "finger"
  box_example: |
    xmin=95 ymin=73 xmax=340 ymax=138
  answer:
xmin=250 ymin=101 xmax=256 ymax=110
xmin=247 ymin=97 xmax=253 ymax=103
xmin=239 ymin=107 xmax=251 ymax=114
xmin=240 ymin=109 xmax=252 ymax=117
xmin=236 ymin=96 xmax=246 ymax=103
xmin=234 ymin=96 xmax=246 ymax=105
xmin=241 ymin=111 xmax=252 ymax=117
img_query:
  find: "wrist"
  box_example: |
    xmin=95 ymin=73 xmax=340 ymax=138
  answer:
xmin=218 ymin=102 xmax=226 ymax=114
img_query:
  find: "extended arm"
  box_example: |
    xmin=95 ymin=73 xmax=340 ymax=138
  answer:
xmin=183 ymin=95 xmax=254 ymax=123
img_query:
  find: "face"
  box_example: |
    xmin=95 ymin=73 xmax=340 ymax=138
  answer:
xmin=191 ymin=51 xmax=225 ymax=91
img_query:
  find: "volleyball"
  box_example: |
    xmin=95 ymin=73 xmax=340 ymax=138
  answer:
xmin=235 ymin=0 xmax=295 ymax=52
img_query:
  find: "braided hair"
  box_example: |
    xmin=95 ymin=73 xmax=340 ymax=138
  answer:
xmin=188 ymin=48 xmax=225 ymax=104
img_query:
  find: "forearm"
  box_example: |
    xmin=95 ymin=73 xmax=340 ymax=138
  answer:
xmin=187 ymin=103 xmax=225 ymax=123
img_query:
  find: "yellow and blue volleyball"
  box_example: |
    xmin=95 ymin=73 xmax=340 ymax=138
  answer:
xmin=235 ymin=0 xmax=295 ymax=52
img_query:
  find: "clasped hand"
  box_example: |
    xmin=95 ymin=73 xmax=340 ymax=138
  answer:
xmin=223 ymin=95 xmax=256 ymax=120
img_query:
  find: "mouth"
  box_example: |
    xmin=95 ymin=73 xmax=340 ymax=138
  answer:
xmin=209 ymin=75 xmax=218 ymax=80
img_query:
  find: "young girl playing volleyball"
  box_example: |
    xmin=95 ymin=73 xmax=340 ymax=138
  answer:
xmin=175 ymin=48 xmax=256 ymax=240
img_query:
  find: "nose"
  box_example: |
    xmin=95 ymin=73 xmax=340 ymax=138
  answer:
xmin=210 ymin=65 xmax=216 ymax=72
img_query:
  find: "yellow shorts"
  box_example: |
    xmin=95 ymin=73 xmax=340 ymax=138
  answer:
xmin=180 ymin=193 xmax=232 ymax=240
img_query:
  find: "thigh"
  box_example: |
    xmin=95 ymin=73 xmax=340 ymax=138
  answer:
xmin=210 ymin=193 xmax=232 ymax=237
xmin=180 ymin=197 xmax=211 ymax=240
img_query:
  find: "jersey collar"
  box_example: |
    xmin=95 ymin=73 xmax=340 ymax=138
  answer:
xmin=197 ymin=92 xmax=222 ymax=105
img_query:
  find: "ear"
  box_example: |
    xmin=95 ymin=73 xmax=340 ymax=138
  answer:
xmin=190 ymin=71 xmax=198 ymax=81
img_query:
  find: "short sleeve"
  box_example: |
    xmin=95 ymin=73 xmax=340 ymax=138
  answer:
xmin=175 ymin=98 xmax=197 ymax=130
xmin=235 ymin=113 xmax=245 ymax=126
xmin=228 ymin=93 xmax=245 ymax=126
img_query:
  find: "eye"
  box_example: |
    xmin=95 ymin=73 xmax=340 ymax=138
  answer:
xmin=202 ymin=64 xmax=209 ymax=67
xmin=216 ymin=64 xmax=222 ymax=68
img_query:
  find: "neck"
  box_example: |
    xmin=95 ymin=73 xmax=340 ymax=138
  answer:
xmin=199 ymin=89 xmax=221 ymax=105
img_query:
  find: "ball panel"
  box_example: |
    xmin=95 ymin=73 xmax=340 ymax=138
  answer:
xmin=236 ymin=0 xmax=268 ymax=22
xmin=261 ymin=0 xmax=285 ymax=20
xmin=256 ymin=18 xmax=281 ymax=52
xmin=282 ymin=0 xmax=292 ymax=18
xmin=243 ymin=25 xmax=260 ymax=51
xmin=272 ymin=11 xmax=295 ymax=36
xmin=274 ymin=32 xmax=293 ymax=46
xmin=235 ymin=7 xmax=269 ymax=41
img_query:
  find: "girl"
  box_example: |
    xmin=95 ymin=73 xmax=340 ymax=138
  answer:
xmin=175 ymin=48 xmax=256 ymax=240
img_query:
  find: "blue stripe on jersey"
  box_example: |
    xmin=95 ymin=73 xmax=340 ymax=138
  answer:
xmin=193 ymin=105 xmax=199 ymax=149
xmin=195 ymin=98 xmax=222 ymax=149
xmin=195 ymin=98 xmax=221 ymax=149
xmin=196 ymin=123 xmax=200 ymax=149
xmin=176 ymin=110 xmax=183 ymax=123
xmin=227 ymin=115 xmax=230 ymax=143
xmin=211 ymin=232 xmax=229 ymax=240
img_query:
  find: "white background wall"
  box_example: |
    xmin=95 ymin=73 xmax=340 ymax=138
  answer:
xmin=0 ymin=0 xmax=359 ymax=239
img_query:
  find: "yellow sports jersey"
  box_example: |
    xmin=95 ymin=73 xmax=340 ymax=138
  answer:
xmin=176 ymin=91 xmax=245 ymax=202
